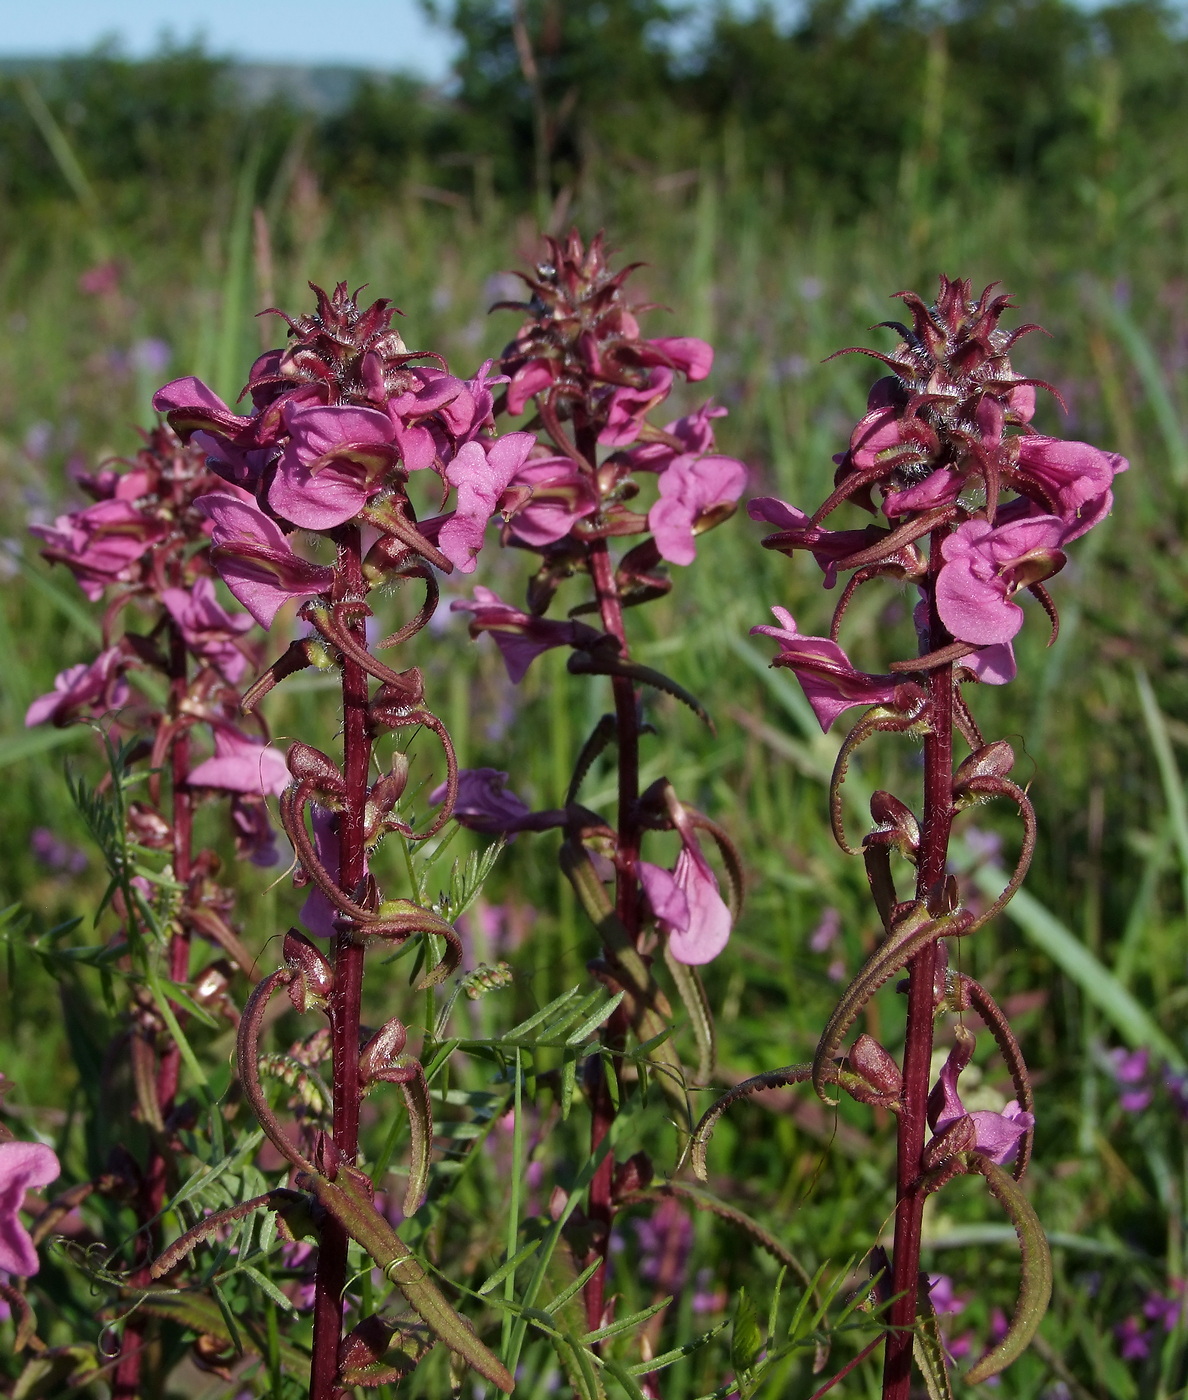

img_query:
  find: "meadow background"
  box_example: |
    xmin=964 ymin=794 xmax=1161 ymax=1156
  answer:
xmin=2 ymin=1 xmax=1188 ymax=1395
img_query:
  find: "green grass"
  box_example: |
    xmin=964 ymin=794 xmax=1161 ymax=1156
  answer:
xmin=3 ymin=156 xmax=1188 ymax=1398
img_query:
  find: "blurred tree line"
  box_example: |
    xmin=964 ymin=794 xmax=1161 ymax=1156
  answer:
xmin=1 ymin=0 xmax=1185 ymax=228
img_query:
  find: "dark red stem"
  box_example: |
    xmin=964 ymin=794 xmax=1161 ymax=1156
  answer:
xmin=881 ymin=530 xmax=954 ymax=1399
xmin=578 ymin=409 xmax=640 ymax=1331
xmin=310 ymin=526 xmax=372 ymax=1400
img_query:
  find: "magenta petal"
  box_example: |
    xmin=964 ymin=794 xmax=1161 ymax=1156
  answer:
xmin=269 ymin=452 xmax=372 ymax=529
xmin=507 ymin=360 xmax=557 ymax=416
xmin=646 ymin=336 xmax=714 ymax=382
xmin=747 ymin=497 xmax=812 ymax=530
xmin=638 ymin=860 xmax=691 ymax=930
xmin=666 ymin=848 xmax=732 ymax=964
xmin=883 ymin=469 xmax=962 ymax=518
xmin=0 ymin=1140 xmax=60 ymax=1276
xmin=189 ymin=728 xmax=290 ymax=798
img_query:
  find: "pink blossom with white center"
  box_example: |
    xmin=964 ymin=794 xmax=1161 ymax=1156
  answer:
xmin=188 ymin=726 xmax=289 ymax=799
xmin=160 ymin=576 xmax=253 ymax=682
xmin=25 ymin=648 xmax=129 ymax=728
xmin=936 ymin=515 xmax=1067 ymax=646
xmin=195 ymin=493 xmax=334 ymax=628
xmin=750 ymin=607 xmax=900 ymax=732
xmin=648 ymin=453 xmax=747 ymax=566
xmin=0 ymin=1138 xmax=60 ymax=1275
xmin=638 ymin=826 xmax=732 ymax=965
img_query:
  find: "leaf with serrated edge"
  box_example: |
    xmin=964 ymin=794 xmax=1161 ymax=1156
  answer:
xmin=960 ymin=1154 xmax=1054 ymax=1383
xmin=731 ymin=1288 xmax=763 ymax=1375
xmin=663 ymin=947 xmax=716 ymax=1080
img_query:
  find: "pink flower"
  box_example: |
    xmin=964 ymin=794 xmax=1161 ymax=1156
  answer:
xmin=599 ymin=369 xmax=674 ymax=447
xmin=927 ymin=1034 xmax=1034 ymax=1166
xmin=883 ymin=469 xmax=963 ymax=518
xmin=506 ymin=360 xmax=557 ymax=417
xmin=648 ymin=453 xmax=747 ymax=565
xmin=0 ymin=1139 xmax=60 ymax=1275
xmin=430 ymin=768 xmax=533 ymax=834
xmin=626 ymin=401 xmax=728 ymax=472
xmin=635 ymin=336 xmax=714 ymax=382
xmin=750 ymin=607 xmax=900 ymax=732
xmin=31 ymin=499 xmax=167 ymax=600
xmin=195 ymin=494 xmax=334 ymax=628
xmin=439 ymin=432 xmax=537 ymax=572
xmin=25 ymin=648 xmax=129 ymax=728
xmin=501 ymin=454 xmax=599 ymax=546
xmin=638 ymin=826 xmax=731 ymax=965
xmin=268 ymin=402 xmax=398 ymax=530
xmin=152 ymin=376 xmax=255 ymax=440
xmin=1013 ymin=436 xmax=1128 ymax=541
xmin=936 ymin=515 xmax=1067 ymax=646
xmin=188 ymin=726 xmax=290 ymax=799
xmin=160 ymin=576 xmax=253 ymax=682
xmin=452 ymin=586 xmax=595 ymax=683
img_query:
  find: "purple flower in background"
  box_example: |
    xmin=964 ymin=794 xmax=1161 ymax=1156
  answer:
xmin=30 ymin=827 xmax=88 ymax=875
xmin=633 ymin=1196 xmax=693 ymax=1295
xmin=0 ymin=1139 xmax=60 ymax=1275
xmin=161 ymin=576 xmax=253 ymax=682
xmin=1116 ymin=1315 xmax=1151 ymax=1361
xmin=1107 ymin=1046 xmax=1152 ymax=1113
xmin=638 ymin=825 xmax=732 ymax=965
xmin=750 ymin=607 xmax=901 ymax=731
xmin=808 ymin=906 xmax=842 ymax=953
xmin=431 ymin=768 xmax=533 ymax=835
xmin=298 ymin=806 xmax=367 ymax=939
xmin=188 ymin=726 xmax=290 ymax=799
xmin=25 ymin=648 xmax=129 ymax=728
xmin=31 ymin=498 xmax=167 ymax=600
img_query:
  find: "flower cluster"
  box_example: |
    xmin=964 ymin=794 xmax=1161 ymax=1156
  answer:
xmin=26 ymin=426 xmax=280 ymax=860
xmin=735 ymin=278 xmax=1128 ymax=1396
xmin=157 ymin=283 xmax=520 ymax=1399
xmin=155 ymin=280 xmax=532 ymax=605
xmin=750 ymin=277 xmax=1127 ymax=722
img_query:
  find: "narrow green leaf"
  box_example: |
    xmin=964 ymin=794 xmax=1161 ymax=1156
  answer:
xmin=476 ymin=1237 xmax=545 ymax=1296
xmin=623 ymin=1321 xmax=729 ymax=1375
xmin=239 ymin=1263 xmax=299 ymax=1316
xmin=0 ymin=725 xmax=91 ymax=770
xmin=541 ymin=1258 xmax=601 ymax=1316
xmin=564 ymin=990 xmax=625 ymax=1046
xmin=581 ymin=1297 xmax=671 ymax=1344
xmin=1134 ymin=665 xmax=1188 ymax=914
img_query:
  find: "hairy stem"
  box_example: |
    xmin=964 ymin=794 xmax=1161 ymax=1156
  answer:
xmin=310 ymin=525 xmax=373 ymax=1400
xmin=882 ymin=530 xmax=954 ymax=1400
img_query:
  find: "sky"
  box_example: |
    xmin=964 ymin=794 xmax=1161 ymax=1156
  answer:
xmin=0 ymin=1 xmax=461 ymax=81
